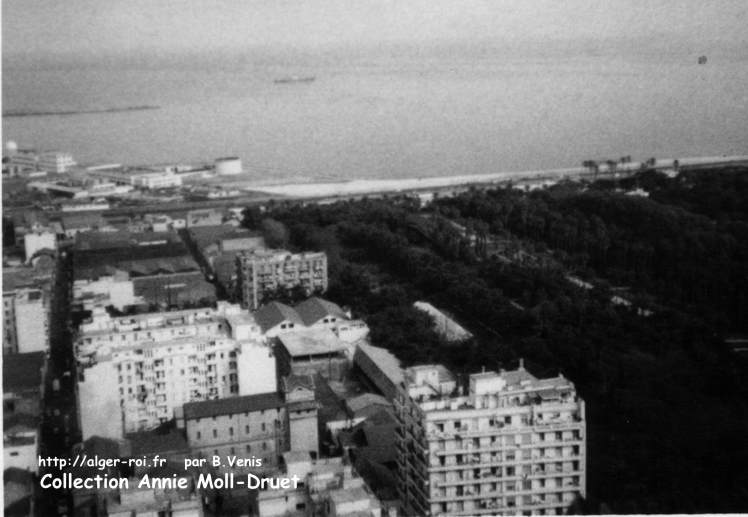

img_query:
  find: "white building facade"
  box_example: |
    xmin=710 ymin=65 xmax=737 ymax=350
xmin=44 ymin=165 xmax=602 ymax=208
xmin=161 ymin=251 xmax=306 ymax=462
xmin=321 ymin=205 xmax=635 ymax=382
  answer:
xmin=75 ymin=303 xmax=276 ymax=440
xmin=395 ymin=363 xmax=586 ymax=516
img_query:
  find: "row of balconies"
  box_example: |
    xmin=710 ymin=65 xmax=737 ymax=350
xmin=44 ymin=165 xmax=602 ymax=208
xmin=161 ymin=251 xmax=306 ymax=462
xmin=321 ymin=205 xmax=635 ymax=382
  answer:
xmin=428 ymin=482 xmax=582 ymax=504
xmin=431 ymin=438 xmax=583 ymax=456
xmin=433 ymin=468 xmax=583 ymax=488
xmin=428 ymin=455 xmax=582 ymax=472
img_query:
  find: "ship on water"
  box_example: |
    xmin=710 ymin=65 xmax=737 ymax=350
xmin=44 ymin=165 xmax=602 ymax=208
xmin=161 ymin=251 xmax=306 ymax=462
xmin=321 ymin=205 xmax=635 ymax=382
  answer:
xmin=273 ymin=75 xmax=315 ymax=84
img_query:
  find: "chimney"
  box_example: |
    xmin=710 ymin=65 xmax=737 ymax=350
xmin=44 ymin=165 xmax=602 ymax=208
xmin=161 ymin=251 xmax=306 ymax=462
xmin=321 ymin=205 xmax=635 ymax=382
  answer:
xmin=518 ymin=358 xmax=525 ymax=370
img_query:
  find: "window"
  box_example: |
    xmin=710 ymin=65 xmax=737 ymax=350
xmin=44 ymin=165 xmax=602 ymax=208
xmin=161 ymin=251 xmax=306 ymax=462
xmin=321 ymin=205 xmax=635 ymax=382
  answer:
xmin=262 ymin=442 xmax=267 ymax=451
xmin=246 ymin=445 xmax=251 ymax=453
xmin=196 ymin=431 xmax=201 ymax=440
xmin=229 ymin=427 xmax=234 ymax=436
xmin=261 ymin=423 xmax=266 ymax=432
xmin=245 ymin=425 xmax=250 ymax=434
xmin=213 ymin=429 xmax=217 ymax=438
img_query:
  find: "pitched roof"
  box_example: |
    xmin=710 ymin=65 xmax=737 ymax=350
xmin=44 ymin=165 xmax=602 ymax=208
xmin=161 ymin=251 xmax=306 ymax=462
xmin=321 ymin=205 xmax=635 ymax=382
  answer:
xmin=283 ymin=374 xmax=316 ymax=393
xmin=183 ymin=392 xmax=284 ymax=420
xmin=2 ymin=352 xmax=45 ymax=392
xmin=345 ymin=393 xmax=391 ymax=416
xmin=254 ymin=301 xmax=302 ymax=333
xmin=295 ymin=297 xmax=347 ymax=326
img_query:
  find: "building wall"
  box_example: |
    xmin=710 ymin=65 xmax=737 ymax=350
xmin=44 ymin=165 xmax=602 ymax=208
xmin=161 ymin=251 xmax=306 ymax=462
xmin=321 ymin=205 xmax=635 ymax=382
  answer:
xmin=237 ymin=342 xmax=277 ymax=396
xmin=3 ymin=289 xmax=49 ymax=354
xmin=3 ymin=292 xmax=18 ymax=354
xmin=288 ymin=410 xmax=319 ymax=457
xmin=237 ymin=251 xmax=328 ymax=310
xmin=396 ymin=368 xmax=586 ymax=517
xmin=78 ymin=361 xmax=123 ymax=440
xmin=15 ymin=291 xmax=49 ymax=354
xmin=24 ymin=231 xmax=56 ymax=261
xmin=73 ymin=276 xmax=137 ymax=311
xmin=76 ymin=306 xmax=249 ymax=438
xmin=185 ymin=407 xmax=285 ymax=474
xmin=4 ymin=434 xmax=39 ymax=473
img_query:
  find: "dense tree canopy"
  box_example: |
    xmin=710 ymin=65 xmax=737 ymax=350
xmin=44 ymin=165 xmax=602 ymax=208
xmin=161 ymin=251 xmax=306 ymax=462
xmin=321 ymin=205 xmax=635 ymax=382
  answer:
xmin=244 ymin=167 xmax=748 ymax=513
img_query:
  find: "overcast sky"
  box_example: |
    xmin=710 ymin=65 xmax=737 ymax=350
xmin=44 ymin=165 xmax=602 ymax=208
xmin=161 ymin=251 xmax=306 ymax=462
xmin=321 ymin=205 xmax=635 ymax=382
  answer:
xmin=3 ymin=0 xmax=747 ymax=59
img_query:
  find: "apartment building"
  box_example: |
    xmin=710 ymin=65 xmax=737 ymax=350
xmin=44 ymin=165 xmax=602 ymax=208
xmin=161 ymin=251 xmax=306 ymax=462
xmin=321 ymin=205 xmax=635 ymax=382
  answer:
xmin=75 ymin=303 xmax=276 ymax=440
xmin=3 ymin=268 xmax=51 ymax=355
xmin=395 ymin=362 xmax=585 ymax=516
xmin=182 ymin=392 xmax=286 ymax=475
xmin=236 ymin=249 xmax=328 ymax=310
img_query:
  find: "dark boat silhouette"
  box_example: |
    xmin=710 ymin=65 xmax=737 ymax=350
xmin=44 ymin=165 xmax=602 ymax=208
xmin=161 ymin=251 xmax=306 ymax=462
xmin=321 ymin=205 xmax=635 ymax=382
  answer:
xmin=698 ymin=55 xmax=707 ymax=65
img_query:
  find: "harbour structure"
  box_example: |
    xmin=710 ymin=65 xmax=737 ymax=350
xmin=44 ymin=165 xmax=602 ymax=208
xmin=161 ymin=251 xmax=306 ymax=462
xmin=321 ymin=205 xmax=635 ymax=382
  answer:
xmin=236 ymin=249 xmax=328 ymax=310
xmin=395 ymin=362 xmax=586 ymax=516
xmin=75 ymin=302 xmax=276 ymax=440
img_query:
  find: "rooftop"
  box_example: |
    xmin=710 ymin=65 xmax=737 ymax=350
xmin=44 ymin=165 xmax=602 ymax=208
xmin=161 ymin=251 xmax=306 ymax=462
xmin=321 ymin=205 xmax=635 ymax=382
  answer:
xmin=183 ymin=391 xmax=284 ymax=420
xmin=354 ymin=343 xmax=404 ymax=385
xmin=2 ymin=351 xmax=45 ymax=392
xmin=74 ymin=230 xmax=181 ymax=251
xmin=295 ymin=297 xmax=347 ymax=327
xmin=277 ymin=329 xmax=348 ymax=357
xmin=254 ymin=301 xmax=304 ymax=333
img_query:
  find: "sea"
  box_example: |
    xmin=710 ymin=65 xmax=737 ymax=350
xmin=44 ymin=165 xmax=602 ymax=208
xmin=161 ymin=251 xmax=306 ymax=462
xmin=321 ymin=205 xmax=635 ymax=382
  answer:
xmin=3 ymin=44 xmax=748 ymax=182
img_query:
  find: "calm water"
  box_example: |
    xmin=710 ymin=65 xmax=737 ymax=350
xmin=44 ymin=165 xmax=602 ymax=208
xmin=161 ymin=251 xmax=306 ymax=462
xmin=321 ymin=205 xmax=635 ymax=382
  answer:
xmin=3 ymin=48 xmax=748 ymax=182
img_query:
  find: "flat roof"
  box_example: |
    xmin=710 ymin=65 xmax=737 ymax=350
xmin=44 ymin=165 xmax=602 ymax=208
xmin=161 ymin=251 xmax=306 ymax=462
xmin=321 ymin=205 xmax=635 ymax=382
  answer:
xmin=277 ymin=329 xmax=347 ymax=357
xmin=2 ymin=352 xmax=45 ymax=392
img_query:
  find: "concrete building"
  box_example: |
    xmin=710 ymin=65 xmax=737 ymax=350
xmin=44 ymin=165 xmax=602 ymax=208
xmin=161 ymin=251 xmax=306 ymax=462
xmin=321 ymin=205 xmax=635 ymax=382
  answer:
xmin=186 ymin=209 xmax=223 ymax=228
xmin=395 ymin=362 xmax=586 ymax=516
xmin=236 ymin=250 xmax=328 ymax=310
xmin=75 ymin=303 xmax=275 ymax=440
xmin=283 ymin=375 xmax=320 ymax=458
xmin=354 ymin=343 xmax=404 ymax=402
xmin=73 ymin=230 xmax=216 ymax=309
xmin=2 ymin=266 xmax=53 ymax=354
xmin=3 ymin=415 xmax=40 ymax=473
xmin=2 ymin=352 xmax=46 ymax=418
xmin=256 ymin=454 xmax=384 ymax=517
xmin=275 ymin=329 xmax=350 ymax=382
xmin=22 ymin=226 xmax=56 ymax=262
xmin=39 ymin=151 xmax=76 ymax=173
xmin=253 ymin=298 xmax=368 ymax=342
xmin=3 ymin=287 xmax=50 ymax=354
xmin=182 ymin=392 xmax=286 ymax=474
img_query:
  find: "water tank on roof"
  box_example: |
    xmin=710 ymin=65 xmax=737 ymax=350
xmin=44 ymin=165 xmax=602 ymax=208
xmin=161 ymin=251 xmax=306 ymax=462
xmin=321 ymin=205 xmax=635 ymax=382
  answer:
xmin=214 ymin=157 xmax=243 ymax=175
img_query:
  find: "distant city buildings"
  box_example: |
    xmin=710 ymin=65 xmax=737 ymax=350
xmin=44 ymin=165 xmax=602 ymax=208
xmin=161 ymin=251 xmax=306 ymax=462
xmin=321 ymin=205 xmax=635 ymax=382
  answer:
xmin=236 ymin=249 xmax=328 ymax=309
xmin=395 ymin=362 xmax=586 ymax=516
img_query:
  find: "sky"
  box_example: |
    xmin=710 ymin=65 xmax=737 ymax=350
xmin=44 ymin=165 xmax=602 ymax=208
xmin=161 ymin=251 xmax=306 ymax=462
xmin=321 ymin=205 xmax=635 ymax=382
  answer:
xmin=3 ymin=0 xmax=747 ymax=61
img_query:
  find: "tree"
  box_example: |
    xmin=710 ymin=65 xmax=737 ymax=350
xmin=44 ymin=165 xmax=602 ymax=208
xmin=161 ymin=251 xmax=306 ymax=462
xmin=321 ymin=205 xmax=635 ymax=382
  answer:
xmin=260 ymin=218 xmax=289 ymax=248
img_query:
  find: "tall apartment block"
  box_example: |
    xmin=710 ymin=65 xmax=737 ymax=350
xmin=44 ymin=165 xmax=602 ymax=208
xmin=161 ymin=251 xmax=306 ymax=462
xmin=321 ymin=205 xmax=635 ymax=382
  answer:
xmin=395 ymin=362 xmax=585 ymax=516
xmin=3 ymin=278 xmax=51 ymax=355
xmin=236 ymin=249 xmax=328 ymax=309
xmin=75 ymin=302 xmax=276 ymax=440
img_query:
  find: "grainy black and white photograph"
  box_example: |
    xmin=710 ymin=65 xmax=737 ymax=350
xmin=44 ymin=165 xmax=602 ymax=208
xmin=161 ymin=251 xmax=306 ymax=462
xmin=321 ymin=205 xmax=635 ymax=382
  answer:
xmin=2 ymin=1 xmax=748 ymax=516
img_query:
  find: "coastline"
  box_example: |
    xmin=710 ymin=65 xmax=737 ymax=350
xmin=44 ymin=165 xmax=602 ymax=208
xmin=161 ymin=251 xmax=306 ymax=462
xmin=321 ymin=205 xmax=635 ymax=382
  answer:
xmin=246 ymin=155 xmax=748 ymax=199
